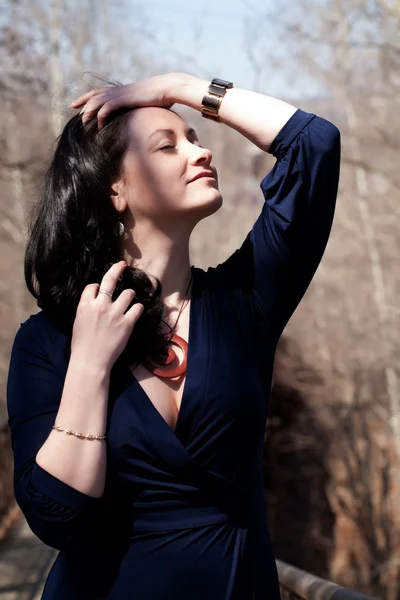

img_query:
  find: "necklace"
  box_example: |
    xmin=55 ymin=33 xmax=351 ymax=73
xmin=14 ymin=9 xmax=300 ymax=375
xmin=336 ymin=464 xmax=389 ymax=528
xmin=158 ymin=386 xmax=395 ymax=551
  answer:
xmin=141 ymin=267 xmax=193 ymax=379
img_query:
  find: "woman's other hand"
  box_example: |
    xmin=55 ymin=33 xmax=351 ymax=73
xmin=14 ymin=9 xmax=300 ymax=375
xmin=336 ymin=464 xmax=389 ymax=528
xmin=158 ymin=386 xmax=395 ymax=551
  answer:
xmin=71 ymin=261 xmax=144 ymax=373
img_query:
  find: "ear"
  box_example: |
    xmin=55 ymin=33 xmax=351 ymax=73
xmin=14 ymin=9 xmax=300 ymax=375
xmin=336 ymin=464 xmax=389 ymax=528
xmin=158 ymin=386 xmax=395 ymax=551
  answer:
xmin=110 ymin=179 xmax=127 ymax=213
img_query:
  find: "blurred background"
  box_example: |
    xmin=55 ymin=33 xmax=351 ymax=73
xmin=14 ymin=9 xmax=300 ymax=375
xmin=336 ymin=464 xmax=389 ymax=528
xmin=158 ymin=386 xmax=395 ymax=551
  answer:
xmin=0 ymin=0 xmax=399 ymax=598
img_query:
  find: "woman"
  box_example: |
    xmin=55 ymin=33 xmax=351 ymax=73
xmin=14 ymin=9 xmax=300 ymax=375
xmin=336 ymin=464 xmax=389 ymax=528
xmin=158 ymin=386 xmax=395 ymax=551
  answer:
xmin=6 ymin=72 xmax=341 ymax=599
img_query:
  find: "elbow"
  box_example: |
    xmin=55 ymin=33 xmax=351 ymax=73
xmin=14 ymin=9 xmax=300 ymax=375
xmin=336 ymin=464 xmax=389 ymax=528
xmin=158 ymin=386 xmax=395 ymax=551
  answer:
xmin=328 ymin=123 xmax=341 ymax=159
xmin=22 ymin=511 xmax=75 ymax=551
xmin=311 ymin=115 xmax=341 ymax=160
xmin=14 ymin=473 xmax=82 ymax=552
xmin=314 ymin=118 xmax=341 ymax=192
xmin=321 ymin=118 xmax=341 ymax=158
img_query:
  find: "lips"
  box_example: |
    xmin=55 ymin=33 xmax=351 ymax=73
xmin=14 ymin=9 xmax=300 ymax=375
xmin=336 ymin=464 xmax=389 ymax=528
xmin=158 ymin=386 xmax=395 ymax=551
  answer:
xmin=189 ymin=171 xmax=216 ymax=183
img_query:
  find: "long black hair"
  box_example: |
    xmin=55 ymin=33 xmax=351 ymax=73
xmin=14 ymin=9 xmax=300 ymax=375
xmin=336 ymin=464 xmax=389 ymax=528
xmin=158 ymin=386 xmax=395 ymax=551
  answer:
xmin=24 ymin=90 xmax=169 ymax=369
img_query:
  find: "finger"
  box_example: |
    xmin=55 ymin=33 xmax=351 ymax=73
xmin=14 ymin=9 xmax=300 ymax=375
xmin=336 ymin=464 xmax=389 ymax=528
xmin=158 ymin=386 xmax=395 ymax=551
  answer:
xmin=70 ymin=87 xmax=110 ymax=107
xmin=97 ymin=261 xmax=126 ymax=300
xmin=81 ymin=109 xmax=101 ymax=127
xmin=80 ymin=283 xmax=100 ymax=301
xmin=97 ymin=98 xmax=126 ymax=129
xmin=71 ymin=90 xmax=105 ymax=108
xmin=125 ymin=302 xmax=144 ymax=327
xmin=112 ymin=288 xmax=137 ymax=313
xmin=80 ymin=94 xmax=105 ymax=122
xmin=81 ymin=93 xmax=118 ymax=125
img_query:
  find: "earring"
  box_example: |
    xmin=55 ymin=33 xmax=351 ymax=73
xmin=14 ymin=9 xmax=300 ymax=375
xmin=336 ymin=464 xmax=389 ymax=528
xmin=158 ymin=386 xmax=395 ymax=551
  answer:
xmin=114 ymin=220 xmax=125 ymax=236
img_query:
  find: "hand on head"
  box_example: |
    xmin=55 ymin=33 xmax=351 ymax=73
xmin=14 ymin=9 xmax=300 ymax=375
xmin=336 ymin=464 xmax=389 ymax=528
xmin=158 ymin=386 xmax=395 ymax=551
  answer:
xmin=70 ymin=74 xmax=183 ymax=129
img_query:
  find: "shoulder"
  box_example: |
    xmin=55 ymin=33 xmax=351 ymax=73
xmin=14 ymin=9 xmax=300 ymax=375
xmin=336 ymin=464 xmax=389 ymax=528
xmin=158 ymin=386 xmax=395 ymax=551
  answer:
xmin=192 ymin=264 xmax=229 ymax=293
xmin=12 ymin=310 xmax=70 ymax=367
xmin=191 ymin=262 xmax=248 ymax=303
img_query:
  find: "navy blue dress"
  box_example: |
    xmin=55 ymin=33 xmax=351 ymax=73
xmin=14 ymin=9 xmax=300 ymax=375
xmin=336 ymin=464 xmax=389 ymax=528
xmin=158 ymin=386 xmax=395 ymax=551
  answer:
xmin=6 ymin=108 xmax=341 ymax=600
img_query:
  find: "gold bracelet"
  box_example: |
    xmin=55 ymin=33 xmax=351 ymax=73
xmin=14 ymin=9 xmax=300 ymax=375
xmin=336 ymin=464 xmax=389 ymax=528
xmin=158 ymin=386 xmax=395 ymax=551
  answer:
xmin=52 ymin=424 xmax=107 ymax=440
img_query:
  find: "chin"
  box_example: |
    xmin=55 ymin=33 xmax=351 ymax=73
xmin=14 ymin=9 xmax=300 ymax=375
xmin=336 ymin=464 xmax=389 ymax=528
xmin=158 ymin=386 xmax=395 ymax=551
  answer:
xmin=193 ymin=190 xmax=223 ymax=219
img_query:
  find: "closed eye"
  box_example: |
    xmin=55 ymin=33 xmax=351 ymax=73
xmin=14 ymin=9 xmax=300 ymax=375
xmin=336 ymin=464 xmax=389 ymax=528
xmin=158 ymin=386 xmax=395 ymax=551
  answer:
xmin=159 ymin=138 xmax=202 ymax=152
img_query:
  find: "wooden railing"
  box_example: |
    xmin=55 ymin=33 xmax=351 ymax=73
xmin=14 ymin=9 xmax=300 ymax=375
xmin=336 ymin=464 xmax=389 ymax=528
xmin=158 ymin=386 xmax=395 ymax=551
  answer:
xmin=276 ymin=559 xmax=382 ymax=600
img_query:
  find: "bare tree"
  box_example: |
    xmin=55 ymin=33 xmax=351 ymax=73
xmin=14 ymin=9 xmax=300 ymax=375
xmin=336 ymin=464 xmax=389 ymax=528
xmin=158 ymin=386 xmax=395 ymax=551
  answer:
xmin=241 ymin=0 xmax=400 ymax=597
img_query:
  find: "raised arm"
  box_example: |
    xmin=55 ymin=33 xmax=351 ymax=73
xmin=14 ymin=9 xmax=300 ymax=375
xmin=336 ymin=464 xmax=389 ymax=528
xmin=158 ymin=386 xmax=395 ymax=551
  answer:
xmin=208 ymin=107 xmax=341 ymax=339
xmin=72 ymin=71 xmax=298 ymax=142
xmin=171 ymin=77 xmax=341 ymax=339
xmin=169 ymin=73 xmax=299 ymax=152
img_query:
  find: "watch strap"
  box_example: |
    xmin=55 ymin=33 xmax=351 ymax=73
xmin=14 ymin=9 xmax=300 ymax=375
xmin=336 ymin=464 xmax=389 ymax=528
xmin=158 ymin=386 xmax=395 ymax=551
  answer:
xmin=201 ymin=78 xmax=233 ymax=121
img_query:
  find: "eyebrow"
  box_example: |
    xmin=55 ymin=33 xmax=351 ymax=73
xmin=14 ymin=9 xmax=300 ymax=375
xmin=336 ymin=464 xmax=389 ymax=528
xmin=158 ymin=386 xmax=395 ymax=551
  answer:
xmin=148 ymin=127 xmax=197 ymax=142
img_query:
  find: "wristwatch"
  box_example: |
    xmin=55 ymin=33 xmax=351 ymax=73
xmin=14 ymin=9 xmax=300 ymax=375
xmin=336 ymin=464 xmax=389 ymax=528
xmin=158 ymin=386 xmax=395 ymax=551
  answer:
xmin=201 ymin=78 xmax=234 ymax=121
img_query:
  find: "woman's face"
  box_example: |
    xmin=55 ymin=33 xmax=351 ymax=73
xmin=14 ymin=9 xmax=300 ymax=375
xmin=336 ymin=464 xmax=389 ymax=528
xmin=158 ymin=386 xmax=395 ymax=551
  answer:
xmin=115 ymin=107 xmax=222 ymax=227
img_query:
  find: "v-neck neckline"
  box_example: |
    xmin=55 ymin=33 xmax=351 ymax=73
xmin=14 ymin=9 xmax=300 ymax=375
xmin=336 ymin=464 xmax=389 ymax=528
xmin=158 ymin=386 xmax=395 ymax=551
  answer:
xmin=127 ymin=265 xmax=197 ymax=437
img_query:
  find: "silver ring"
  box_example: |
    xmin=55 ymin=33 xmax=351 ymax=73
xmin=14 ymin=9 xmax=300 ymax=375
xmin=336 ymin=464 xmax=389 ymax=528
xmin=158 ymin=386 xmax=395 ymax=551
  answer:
xmin=99 ymin=289 xmax=113 ymax=297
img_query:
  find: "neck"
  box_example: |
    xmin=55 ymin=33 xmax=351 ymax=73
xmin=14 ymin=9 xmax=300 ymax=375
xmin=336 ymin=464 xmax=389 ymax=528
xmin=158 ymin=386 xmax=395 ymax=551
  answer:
xmin=121 ymin=219 xmax=193 ymax=309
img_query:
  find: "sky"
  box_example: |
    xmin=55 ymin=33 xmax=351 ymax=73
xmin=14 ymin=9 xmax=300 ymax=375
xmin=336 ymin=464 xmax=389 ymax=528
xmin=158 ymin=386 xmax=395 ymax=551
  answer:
xmin=147 ymin=0 xmax=250 ymax=84
xmin=144 ymin=0 xmax=315 ymax=99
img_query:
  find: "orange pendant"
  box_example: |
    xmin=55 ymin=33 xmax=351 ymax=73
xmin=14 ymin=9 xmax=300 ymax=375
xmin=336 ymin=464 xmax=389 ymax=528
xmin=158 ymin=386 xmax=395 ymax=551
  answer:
xmin=142 ymin=333 xmax=188 ymax=378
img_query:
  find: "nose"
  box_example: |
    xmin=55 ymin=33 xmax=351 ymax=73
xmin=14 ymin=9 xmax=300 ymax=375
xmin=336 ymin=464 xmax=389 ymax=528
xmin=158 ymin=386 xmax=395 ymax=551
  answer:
xmin=189 ymin=145 xmax=212 ymax=165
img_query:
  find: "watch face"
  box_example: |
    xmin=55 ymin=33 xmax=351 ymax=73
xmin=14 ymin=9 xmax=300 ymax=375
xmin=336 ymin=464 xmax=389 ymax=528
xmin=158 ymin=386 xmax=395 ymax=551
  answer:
xmin=212 ymin=78 xmax=233 ymax=88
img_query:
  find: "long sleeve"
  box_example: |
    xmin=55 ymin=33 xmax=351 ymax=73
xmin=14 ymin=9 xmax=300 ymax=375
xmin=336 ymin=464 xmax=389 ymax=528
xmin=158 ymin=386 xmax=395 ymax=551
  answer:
xmin=6 ymin=316 xmax=110 ymax=552
xmin=214 ymin=108 xmax=341 ymax=340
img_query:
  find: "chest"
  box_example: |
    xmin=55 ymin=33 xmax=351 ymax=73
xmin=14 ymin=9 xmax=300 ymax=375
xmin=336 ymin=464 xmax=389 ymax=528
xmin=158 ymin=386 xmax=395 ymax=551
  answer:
xmin=107 ymin=278 xmax=277 ymax=466
xmin=106 ymin=285 xmax=277 ymax=494
xmin=128 ymin=364 xmax=186 ymax=432
xmin=128 ymin=307 xmax=191 ymax=432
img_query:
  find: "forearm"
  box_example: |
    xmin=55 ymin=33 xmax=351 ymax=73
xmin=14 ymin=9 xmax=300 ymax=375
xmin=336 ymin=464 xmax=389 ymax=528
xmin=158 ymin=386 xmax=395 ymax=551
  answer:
xmin=35 ymin=357 xmax=110 ymax=498
xmin=170 ymin=74 xmax=299 ymax=152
